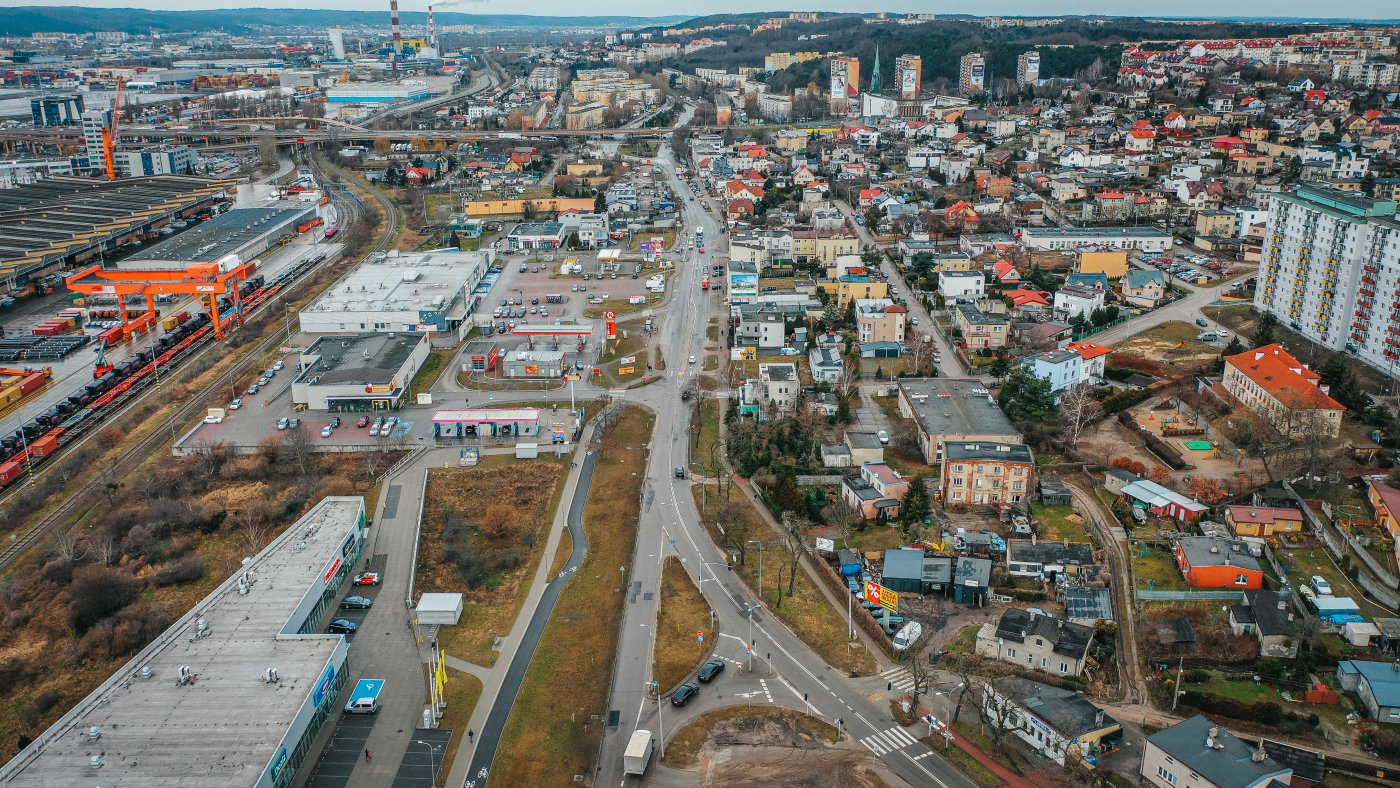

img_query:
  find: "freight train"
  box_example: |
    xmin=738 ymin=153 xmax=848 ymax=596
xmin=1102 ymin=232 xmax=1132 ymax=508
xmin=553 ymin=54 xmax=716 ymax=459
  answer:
xmin=0 ymin=266 xmax=301 ymax=489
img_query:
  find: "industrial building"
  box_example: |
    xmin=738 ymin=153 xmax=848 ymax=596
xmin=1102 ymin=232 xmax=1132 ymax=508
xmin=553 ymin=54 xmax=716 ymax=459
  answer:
xmin=293 ymin=333 xmax=430 ymax=411
xmin=30 ymin=93 xmax=85 ymax=126
xmin=116 ymin=145 xmax=199 ymax=177
xmin=325 ymin=81 xmax=432 ymax=102
xmin=0 ymin=497 xmax=367 ymax=788
xmin=127 ymin=204 xmax=320 ymax=265
xmin=0 ymin=175 xmax=233 ymax=288
xmin=299 ymin=249 xmax=491 ymax=337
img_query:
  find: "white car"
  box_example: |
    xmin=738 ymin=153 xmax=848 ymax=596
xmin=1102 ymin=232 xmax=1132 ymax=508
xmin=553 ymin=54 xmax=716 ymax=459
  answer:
xmin=229 ymin=398 xmax=243 ymax=410
xmin=688 ymin=355 xmax=697 ymax=364
xmin=877 ymin=429 xmax=889 ymax=445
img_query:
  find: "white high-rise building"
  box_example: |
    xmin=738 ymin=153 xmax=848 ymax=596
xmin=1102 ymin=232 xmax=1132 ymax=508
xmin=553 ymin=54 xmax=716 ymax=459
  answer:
xmin=328 ymin=27 xmax=346 ymax=60
xmin=1017 ymin=50 xmax=1041 ymax=86
xmin=1254 ymin=185 xmax=1400 ymax=372
xmin=81 ymin=107 xmax=112 ymax=172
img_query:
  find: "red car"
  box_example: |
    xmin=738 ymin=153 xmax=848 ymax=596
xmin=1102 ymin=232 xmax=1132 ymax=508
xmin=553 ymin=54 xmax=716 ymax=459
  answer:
xmin=353 ymin=572 xmax=381 ymax=586
xmin=357 ymin=416 xmax=370 ymax=428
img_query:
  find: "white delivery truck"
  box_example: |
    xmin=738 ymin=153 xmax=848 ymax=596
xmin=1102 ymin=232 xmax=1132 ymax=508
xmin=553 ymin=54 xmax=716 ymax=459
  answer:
xmin=623 ymin=729 xmax=655 ymax=776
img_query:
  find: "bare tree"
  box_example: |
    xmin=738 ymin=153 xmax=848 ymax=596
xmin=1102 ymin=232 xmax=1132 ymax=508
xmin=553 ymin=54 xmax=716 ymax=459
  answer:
xmin=900 ymin=626 xmax=934 ymax=705
xmin=777 ymin=511 xmax=811 ymax=603
xmin=1059 ymin=382 xmax=1100 ymax=447
xmin=973 ymin=678 xmax=1029 ymax=753
xmin=283 ymin=426 xmax=316 ymax=478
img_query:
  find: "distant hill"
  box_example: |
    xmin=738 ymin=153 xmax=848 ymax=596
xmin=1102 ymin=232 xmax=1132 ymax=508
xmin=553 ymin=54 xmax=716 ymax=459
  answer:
xmin=0 ymin=7 xmax=687 ymax=36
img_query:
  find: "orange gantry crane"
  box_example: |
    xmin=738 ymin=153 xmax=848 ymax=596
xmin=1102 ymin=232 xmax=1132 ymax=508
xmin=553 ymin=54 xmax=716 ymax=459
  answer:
xmin=64 ymin=260 xmax=256 ymax=340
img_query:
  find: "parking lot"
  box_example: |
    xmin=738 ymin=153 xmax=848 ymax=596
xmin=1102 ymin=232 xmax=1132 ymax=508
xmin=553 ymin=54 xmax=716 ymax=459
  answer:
xmin=1142 ymin=250 xmax=1234 ymax=285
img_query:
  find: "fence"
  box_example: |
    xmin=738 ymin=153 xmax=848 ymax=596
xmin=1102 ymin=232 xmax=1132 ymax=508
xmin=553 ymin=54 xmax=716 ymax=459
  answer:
xmin=811 ymin=554 xmax=892 ymax=657
xmin=1134 ymin=589 xmax=1246 ymax=602
xmin=1281 ymin=481 xmax=1400 ymax=612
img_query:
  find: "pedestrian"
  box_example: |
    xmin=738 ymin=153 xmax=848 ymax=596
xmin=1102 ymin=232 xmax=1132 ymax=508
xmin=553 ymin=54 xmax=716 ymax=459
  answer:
xmin=364 ymin=749 xmax=372 ymax=761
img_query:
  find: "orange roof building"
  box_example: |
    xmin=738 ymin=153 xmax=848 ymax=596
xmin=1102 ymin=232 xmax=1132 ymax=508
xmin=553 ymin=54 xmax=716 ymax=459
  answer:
xmin=1222 ymin=344 xmax=1344 ymax=437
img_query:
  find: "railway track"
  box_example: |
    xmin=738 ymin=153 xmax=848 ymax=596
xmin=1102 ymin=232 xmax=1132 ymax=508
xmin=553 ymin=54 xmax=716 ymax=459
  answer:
xmin=0 ymin=159 xmax=403 ymax=574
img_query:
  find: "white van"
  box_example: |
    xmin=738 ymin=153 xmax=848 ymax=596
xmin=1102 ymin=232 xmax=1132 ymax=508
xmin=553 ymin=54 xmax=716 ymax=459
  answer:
xmin=892 ymin=621 xmax=923 ymax=651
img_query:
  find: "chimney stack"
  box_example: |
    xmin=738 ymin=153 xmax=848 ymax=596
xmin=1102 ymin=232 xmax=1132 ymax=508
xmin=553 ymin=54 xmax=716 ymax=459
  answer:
xmin=428 ymin=4 xmax=436 ymax=49
xmin=389 ymin=0 xmax=402 ymax=74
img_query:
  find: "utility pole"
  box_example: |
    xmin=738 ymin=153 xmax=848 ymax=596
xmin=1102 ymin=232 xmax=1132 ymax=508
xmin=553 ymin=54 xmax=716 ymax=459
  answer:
xmin=1172 ymin=656 xmax=1184 ymax=711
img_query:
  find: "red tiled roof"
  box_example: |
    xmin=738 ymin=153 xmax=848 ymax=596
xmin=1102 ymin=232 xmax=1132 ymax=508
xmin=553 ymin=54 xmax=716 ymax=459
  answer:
xmin=1224 ymin=343 xmax=1344 ymax=411
xmin=1068 ymin=341 xmax=1113 ymax=360
xmin=1225 ymin=505 xmax=1302 ymax=524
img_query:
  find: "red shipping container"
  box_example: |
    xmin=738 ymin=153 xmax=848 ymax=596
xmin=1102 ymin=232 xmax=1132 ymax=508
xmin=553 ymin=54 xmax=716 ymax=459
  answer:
xmin=17 ymin=373 xmax=47 ymax=395
xmin=29 ymin=433 xmax=58 ymax=458
xmin=0 ymin=460 xmax=22 ymax=486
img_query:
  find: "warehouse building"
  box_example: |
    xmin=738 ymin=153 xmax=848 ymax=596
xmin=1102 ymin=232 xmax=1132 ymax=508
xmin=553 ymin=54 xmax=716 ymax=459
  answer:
xmin=0 ymin=175 xmax=232 ymax=287
xmin=299 ymin=249 xmax=492 ymax=336
xmin=325 ymin=81 xmax=433 ymax=102
xmin=127 ymin=205 xmax=320 ymax=265
xmin=294 ymin=333 xmax=430 ymax=411
xmin=0 ymin=497 xmax=367 ymax=788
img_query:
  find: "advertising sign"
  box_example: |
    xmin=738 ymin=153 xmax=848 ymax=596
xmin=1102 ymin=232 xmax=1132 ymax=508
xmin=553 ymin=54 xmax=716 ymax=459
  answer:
xmin=605 ymin=310 xmax=617 ymax=340
xmin=619 ymin=366 xmax=636 ymax=375
xmin=525 ymin=365 xmax=540 ymax=375
xmin=621 ymin=356 xmax=636 ymax=364
xmin=901 ymin=70 xmax=917 ymax=95
xmin=863 ymin=580 xmax=899 ymax=613
xmin=313 ymin=663 xmax=336 ymax=707
xmin=815 ymin=537 xmax=835 ymax=552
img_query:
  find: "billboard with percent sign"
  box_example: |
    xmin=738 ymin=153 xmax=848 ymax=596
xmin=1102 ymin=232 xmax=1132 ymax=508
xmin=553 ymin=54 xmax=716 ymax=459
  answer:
xmin=863 ymin=580 xmax=898 ymax=613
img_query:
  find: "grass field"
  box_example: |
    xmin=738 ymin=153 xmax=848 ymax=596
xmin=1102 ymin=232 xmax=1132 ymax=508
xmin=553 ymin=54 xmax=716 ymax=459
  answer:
xmin=925 ymin=734 xmax=1003 ymax=787
xmin=1030 ymin=502 xmax=1093 ymax=544
xmin=1132 ymin=544 xmax=1186 ymax=591
xmin=660 ymin=707 xmax=838 ymax=769
xmin=653 ymin=557 xmax=714 ymax=692
xmin=419 ymin=457 xmax=568 ymax=667
xmin=488 ymin=407 xmax=654 ymax=786
xmin=584 ymin=296 xmax=661 ymax=320
xmin=690 ymin=398 xmax=721 ymax=475
xmin=693 ymin=485 xmax=877 ymax=676
xmin=942 ymin=624 xmax=981 ymax=655
xmin=406 ymin=348 xmax=453 ymax=400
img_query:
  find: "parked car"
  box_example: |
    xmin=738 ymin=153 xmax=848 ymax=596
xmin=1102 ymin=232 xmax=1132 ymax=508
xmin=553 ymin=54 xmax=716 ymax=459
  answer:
xmin=1311 ymin=575 xmax=1333 ymax=596
xmin=877 ymin=429 xmax=889 ymax=444
xmin=697 ymin=659 xmax=725 ymax=683
xmin=321 ymin=426 xmax=334 ymax=438
xmin=276 ymin=417 xmax=290 ymax=430
xmin=329 ymin=417 xmax=342 ymax=428
xmin=288 ymin=418 xmax=301 ymax=429
xmin=327 ymin=619 xmax=358 ymax=634
xmin=369 ymin=416 xmax=384 ymax=436
xmin=353 ymin=572 xmax=381 ymax=586
xmin=229 ymin=398 xmax=243 ymax=410
xmin=358 ymin=416 xmax=370 ymax=428
xmin=273 ymin=360 xmax=285 ymax=371
xmin=340 ymin=596 xmax=373 ymax=609
xmin=671 ymin=682 xmax=700 ymax=706
xmin=246 ymin=383 xmax=260 ymax=395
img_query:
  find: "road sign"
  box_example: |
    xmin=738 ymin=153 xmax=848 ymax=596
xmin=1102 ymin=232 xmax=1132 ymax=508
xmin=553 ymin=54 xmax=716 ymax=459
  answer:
xmin=696 ymin=630 xmax=704 ymax=643
xmin=864 ymin=580 xmax=899 ymax=613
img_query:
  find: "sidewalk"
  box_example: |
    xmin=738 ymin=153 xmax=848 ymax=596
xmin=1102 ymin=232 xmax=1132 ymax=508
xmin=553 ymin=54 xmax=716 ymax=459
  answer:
xmin=913 ymin=699 xmax=1033 ymax=788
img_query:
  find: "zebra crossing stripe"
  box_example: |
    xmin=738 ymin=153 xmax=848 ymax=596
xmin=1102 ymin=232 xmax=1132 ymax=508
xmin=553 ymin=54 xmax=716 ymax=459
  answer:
xmin=860 ymin=736 xmax=887 ymax=756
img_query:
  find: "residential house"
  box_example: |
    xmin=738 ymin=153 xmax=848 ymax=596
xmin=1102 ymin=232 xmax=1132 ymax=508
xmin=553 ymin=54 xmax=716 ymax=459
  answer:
xmin=983 ymin=677 xmax=1122 ymax=767
xmin=758 ymin=363 xmax=799 ymax=414
xmin=841 ymin=461 xmax=909 ymax=521
xmin=1338 ymin=660 xmax=1400 ymax=724
xmin=940 ymin=442 xmax=1034 ymax=506
xmin=822 ymin=276 xmax=889 ymax=309
xmin=1141 ymin=716 xmax=1293 ymax=788
xmin=856 ymin=299 xmax=907 ymax=344
xmin=820 ymin=443 xmax=852 ymax=468
xmin=808 ymin=347 xmax=844 ymax=384
xmin=940 ymin=270 xmax=987 ymax=303
xmin=975 ymin=608 xmax=1096 ymax=677
xmin=1173 ymin=536 xmax=1265 ymax=589
xmin=1064 ymin=587 xmax=1114 ymax=626
xmin=735 ymin=306 xmax=788 ymax=350
xmin=1066 ymin=272 xmax=1111 ymax=292
xmin=992 ymin=259 xmax=1022 ymax=285
xmin=1223 ymin=505 xmax=1304 ymax=538
xmin=1005 ymin=540 xmax=1095 ymax=581
xmin=1229 ymin=590 xmax=1300 ymax=658
xmin=896 ymin=378 xmax=1022 ymax=464
xmin=1053 ymin=285 xmax=1105 ymax=320
xmin=953 ymin=304 xmax=1009 ymax=350
xmin=1367 ymin=478 xmax=1400 ymax=543
xmin=1121 ymin=269 xmax=1169 ymax=308
xmin=1068 ymin=341 xmax=1112 ymax=383
xmin=1023 ymin=349 xmax=1084 ymax=395
xmin=1119 ymin=478 xmax=1209 ymax=522
xmin=1223 ymin=344 xmax=1344 ymax=438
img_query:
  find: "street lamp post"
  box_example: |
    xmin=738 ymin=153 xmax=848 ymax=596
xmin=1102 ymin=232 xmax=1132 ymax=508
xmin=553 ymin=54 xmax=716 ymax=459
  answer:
xmin=413 ymin=740 xmax=442 ymax=788
xmin=746 ymin=540 xmax=764 ymax=602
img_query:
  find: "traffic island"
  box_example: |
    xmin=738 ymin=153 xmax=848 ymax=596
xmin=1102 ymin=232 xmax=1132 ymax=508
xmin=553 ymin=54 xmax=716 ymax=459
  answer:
xmin=653 ymin=556 xmax=716 ymax=692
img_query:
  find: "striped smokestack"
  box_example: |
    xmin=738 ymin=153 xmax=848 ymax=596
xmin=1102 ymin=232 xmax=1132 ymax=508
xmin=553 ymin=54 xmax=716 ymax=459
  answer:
xmin=428 ymin=5 xmax=436 ymax=50
xmin=390 ymin=0 xmax=401 ymax=74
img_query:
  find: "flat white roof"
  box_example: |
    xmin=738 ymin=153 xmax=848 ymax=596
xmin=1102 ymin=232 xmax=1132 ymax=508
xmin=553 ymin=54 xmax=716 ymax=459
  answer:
xmin=303 ymin=250 xmax=490 ymax=315
xmin=1 ymin=497 xmax=365 ymax=787
xmin=433 ymin=408 xmax=541 ymax=423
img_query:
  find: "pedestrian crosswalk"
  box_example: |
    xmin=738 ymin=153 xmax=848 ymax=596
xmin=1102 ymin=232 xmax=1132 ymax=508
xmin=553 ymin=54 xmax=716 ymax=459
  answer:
xmin=880 ymin=666 xmax=916 ymax=693
xmin=859 ymin=725 xmax=919 ymax=756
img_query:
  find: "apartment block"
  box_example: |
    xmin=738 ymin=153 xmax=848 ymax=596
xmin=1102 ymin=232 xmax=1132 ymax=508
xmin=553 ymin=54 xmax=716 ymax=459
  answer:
xmin=1253 ymin=185 xmax=1400 ymax=373
xmin=959 ymin=52 xmax=986 ymax=94
xmin=1016 ymin=50 xmax=1041 ymax=86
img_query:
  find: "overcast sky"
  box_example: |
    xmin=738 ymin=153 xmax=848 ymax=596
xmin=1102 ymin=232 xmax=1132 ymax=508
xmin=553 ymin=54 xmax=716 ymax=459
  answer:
xmin=13 ymin=1 xmax=1397 ymax=20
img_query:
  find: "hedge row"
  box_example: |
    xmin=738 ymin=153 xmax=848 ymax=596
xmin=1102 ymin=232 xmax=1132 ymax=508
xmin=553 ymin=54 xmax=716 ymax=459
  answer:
xmin=1179 ymin=690 xmax=1283 ymax=724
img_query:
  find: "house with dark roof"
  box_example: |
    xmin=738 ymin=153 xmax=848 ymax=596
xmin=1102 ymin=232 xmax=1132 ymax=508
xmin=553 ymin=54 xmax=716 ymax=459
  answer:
xmin=984 ymin=677 xmax=1122 ymax=766
xmin=975 ymin=608 xmax=1095 ymax=677
xmin=1229 ymin=589 xmax=1300 ymax=658
xmin=1173 ymin=536 xmax=1264 ymax=589
xmin=1141 ymin=715 xmax=1292 ymax=788
xmin=1063 ymin=587 xmax=1114 ymax=625
xmin=1006 ymin=539 xmax=1095 ymax=581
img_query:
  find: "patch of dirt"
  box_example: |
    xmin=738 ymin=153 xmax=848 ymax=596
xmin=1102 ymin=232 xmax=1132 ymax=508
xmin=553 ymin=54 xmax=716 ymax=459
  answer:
xmin=702 ymin=744 xmax=901 ymax=788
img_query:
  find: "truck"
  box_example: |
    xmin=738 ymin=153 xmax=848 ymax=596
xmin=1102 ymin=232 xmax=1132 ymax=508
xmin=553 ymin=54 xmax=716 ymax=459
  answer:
xmin=623 ymin=729 xmax=655 ymax=776
xmin=345 ymin=678 xmax=384 ymax=714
